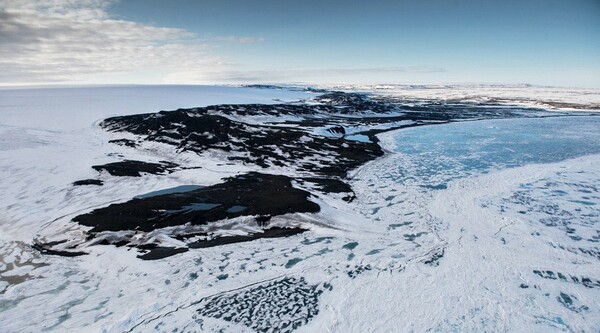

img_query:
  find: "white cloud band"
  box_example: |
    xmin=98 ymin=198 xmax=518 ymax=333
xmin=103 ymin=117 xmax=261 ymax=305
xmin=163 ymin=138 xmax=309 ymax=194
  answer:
xmin=0 ymin=0 xmax=239 ymax=85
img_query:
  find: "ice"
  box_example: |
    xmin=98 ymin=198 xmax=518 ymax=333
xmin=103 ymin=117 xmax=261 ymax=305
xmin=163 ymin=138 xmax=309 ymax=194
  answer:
xmin=226 ymin=205 xmax=247 ymax=213
xmin=387 ymin=116 xmax=600 ymax=186
xmin=134 ymin=185 xmax=205 ymax=199
xmin=317 ymin=84 xmax=600 ymax=111
xmin=1 ymin=85 xmax=599 ymax=332
xmin=164 ymin=203 xmax=221 ymax=214
xmin=344 ymin=134 xmax=371 ymax=143
xmin=0 ymin=86 xmax=310 ymax=242
xmin=0 ymin=85 xmax=314 ymax=130
xmin=335 ymin=153 xmax=600 ymax=332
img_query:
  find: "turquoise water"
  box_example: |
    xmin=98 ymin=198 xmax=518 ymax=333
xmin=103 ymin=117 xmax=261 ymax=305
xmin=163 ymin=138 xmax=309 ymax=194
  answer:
xmin=390 ymin=116 xmax=600 ymax=186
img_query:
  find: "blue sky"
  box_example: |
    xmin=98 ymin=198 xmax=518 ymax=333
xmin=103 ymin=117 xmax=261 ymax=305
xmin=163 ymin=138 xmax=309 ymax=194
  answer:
xmin=1 ymin=0 xmax=599 ymax=86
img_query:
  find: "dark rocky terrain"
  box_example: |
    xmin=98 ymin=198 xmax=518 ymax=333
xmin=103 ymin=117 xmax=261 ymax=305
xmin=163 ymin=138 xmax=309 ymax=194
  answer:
xmin=72 ymin=179 xmax=104 ymax=186
xmin=39 ymin=89 xmax=572 ymax=259
xmin=92 ymin=160 xmax=180 ymax=177
xmin=100 ymin=106 xmax=384 ymax=177
xmin=75 ymin=172 xmax=318 ymax=233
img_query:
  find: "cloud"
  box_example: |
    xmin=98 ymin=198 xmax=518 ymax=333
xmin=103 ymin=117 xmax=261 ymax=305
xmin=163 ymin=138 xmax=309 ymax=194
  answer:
xmin=0 ymin=0 xmax=258 ymax=85
xmin=0 ymin=0 xmax=443 ymax=85
xmin=164 ymin=66 xmax=447 ymax=84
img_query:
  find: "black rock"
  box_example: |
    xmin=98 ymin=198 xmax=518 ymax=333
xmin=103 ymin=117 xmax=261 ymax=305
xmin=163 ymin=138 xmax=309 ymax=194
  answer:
xmin=99 ymin=104 xmax=384 ymax=177
xmin=73 ymin=179 xmax=103 ymax=186
xmin=92 ymin=160 xmax=179 ymax=177
xmin=32 ymin=241 xmax=87 ymax=257
xmin=137 ymin=247 xmax=189 ymax=260
xmin=108 ymin=138 xmax=138 ymax=147
xmin=327 ymin=126 xmax=345 ymax=135
xmin=73 ymin=172 xmax=320 ymax=233
xmin=187 ymin=227 xmax=307 ymax=249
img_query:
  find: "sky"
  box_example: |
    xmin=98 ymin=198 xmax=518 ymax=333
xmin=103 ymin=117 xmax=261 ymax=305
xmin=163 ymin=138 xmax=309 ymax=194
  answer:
xmin=1 ymin=0 xmax=599 ymax=87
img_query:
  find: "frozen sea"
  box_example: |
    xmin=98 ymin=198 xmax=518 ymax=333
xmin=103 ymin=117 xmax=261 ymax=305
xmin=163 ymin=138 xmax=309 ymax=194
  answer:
xmin=0 ymin=85 xmax=599 ymax=332
xmin=385 ymin=116 xmax=600 ymax=186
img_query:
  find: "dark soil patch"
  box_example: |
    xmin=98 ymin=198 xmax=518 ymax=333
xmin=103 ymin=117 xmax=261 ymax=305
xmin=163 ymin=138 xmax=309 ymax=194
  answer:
xmin=32 ymin=241 xmax=87 ymax=257
xmin=108 ymin=138 xmax=138 ymax=147
xmin=299 ymin=177 xmax=356 ymax=201
xmin=137 ymin=247 xmax=189 ymax=260
xmin=100 ymin=106 xmax=384 ymax=177
xmin=92 ymin=160 xmax=179 ymax=177
xmin=73 ymin=172 xmax=319 ymax=233
xmin=73 ymin=179 xmax=103 ymax=186
xmin=187 ymin=227 xmax=307 ymax=249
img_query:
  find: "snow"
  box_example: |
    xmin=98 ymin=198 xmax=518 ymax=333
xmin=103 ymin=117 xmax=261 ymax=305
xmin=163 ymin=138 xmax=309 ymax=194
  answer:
xmin=332 ymin=128 xmax=600 ymax=332
xmin=0 ymin=86 xmax=311 ymax=242
xmin=319 ymin=84 xmax=600 ymax=111
xmin=0 ymin=85 xmax=314 ymax=130
xmin=1 ymin=85 xmax=599 ymax=332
